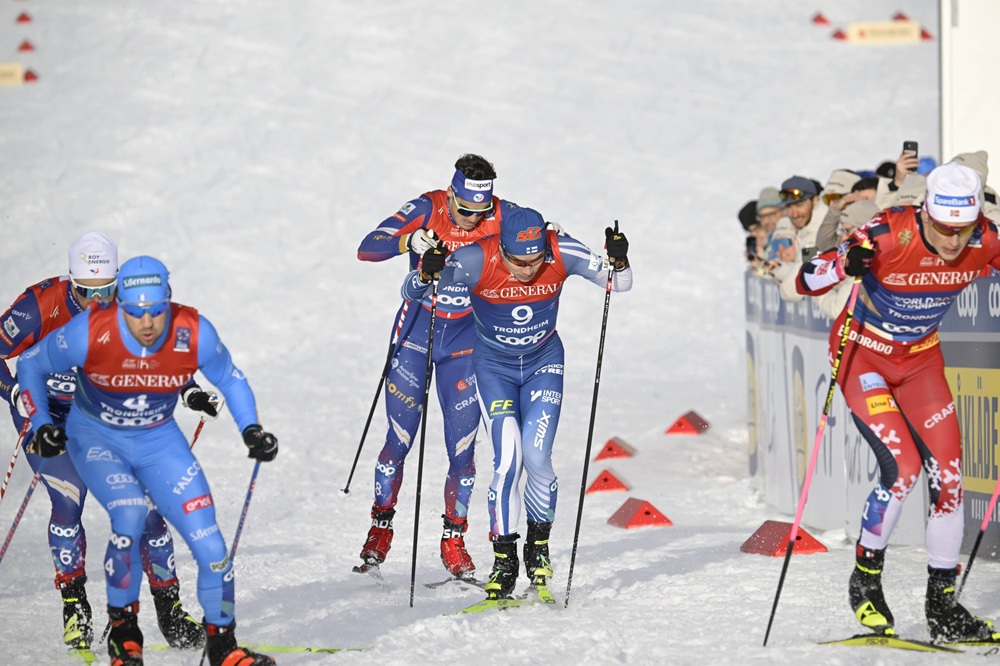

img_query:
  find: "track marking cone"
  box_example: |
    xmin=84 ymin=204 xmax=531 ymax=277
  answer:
xmin=607 ymin=498 xmax=672 ymax=529
xmin=739 ymin=520 xmax=827 ymax=556
xmin=594 ymin=436 xmax=636 ymax=461
xmin=665 ymin=410 xmax=710 ymax=435
xmin=586 ymin=469 xmax=630 ymax=494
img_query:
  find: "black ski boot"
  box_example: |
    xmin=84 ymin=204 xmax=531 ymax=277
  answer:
xmin=926 ymin=566 xmax=998 ymax=642
xmin=60 ymin=575 xmax=94 ymax=650
xmin=848 ymin=544 xmax=894 ymax=634
xmin=523 ymin=521 xmax=553 ymax=582
xmin=107 ymin=602 xmax=143 ymax=666
xmin=204 ymin=620 xmax=275 ymax=666
xmin=151 ymin=582 xmax=205 ymax=649
xmin=484 ymin=533 xmax=520 ymax=599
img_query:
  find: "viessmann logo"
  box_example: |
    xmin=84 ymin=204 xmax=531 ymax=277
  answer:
xmin=122 ymin=274 xmax=162 ymax=289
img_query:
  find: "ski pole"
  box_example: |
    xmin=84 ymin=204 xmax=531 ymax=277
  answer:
xmin=564 ymin=241 xmax=617 ymax=609
xmin=340 ymin=300 xmax=410 ymax=498
xmin=0 ymin=469 xmax=41 ymax=567
xmin=229 ymin=460 xmax=261 ymax=562
xmin=0 ymin=421 xmax=30 ymax=505
xmin=957 ymin=472 xmax=1000 ymax=599
xmin=409 ymin=280 xmax=439 ymax=607
xmin=763 ymin=275 xmax=863 ymax=646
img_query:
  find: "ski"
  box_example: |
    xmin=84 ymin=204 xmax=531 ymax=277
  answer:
xmin=942 ymin=636 xmax=1000 ymax=647
xmin=455 ymin=596 xmax=533 ymax=614
xmin=523 ymin=575 xmax=556 ymax=604
xmin=70 ymin=647 xmax=98 ymax=664
xmin=820 ymin=633 xmax=963 ymax=653
xmin=425 ymin=575 xmax=484 ymax=590
xmin=145 ymin=643 xmax=371 ymax=654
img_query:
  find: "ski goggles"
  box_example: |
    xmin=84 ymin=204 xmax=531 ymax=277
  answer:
xmin=779 ymin=188 xmax=813 ymax=203
xmin=501 ymin=246 xmax=545 ymax=268
xmin=452 ymin=194 xmax=493 ymax=219
xmin=822 ymin=192 xmax=844 ymax=206
xmin=118 ymin=299 xmax=170 ymax=318
xmin=930 ymin=219 xmax=979 ymax=238
xmin=70 ymin=278 xmax=116 ymax=300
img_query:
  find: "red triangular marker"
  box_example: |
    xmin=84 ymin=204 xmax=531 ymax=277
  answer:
xmin=607 ymin=498 xmax=672 ymax=529
xmin=586 ymin=469 xmax=630 ymax=494
xmin=893 ymin=12 xmax=910 ymax=21
xmin=832 ymin=29 xmax=847 ymax=40
xmin=23 ymin=69 xmax=38 ymax=83
xmin=594 ymin=436 xmax=636 ymax=461
xmin=18 ymin=40 xmax=34 ymax=52
xmin=921 ymin=28 xmax=934 ymax=40
xmin=16 ymin=12 xmax=31 ymax=23
xmin=811 ymin=12 xmax=830 ymax=26
xmin=665 ymin=410 xmax=710 ymax=434
xmin=739 ymin=520 xmax=828 ymax=556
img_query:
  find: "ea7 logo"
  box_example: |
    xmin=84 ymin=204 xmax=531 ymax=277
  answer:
xmin=516 ymin=227 xmax=542 ymax=242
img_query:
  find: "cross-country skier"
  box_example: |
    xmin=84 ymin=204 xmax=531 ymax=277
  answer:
xmin=405 ymin=205 xmax=632 ymax=599
xmin=355 ymin=154 xmax=511 ymax=578
xmin=796 ymin=161 xmax=1000 ymax=643
xmin=0 ymin=232 xmax=203 ymax=653
xmin=15 ymin=255 xmax=278 ymax=666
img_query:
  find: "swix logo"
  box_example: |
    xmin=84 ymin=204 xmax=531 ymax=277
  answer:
xmin=516 ymin=227 xmax=542 ymax=242
xmin=183 ymin=493 xmax=213 ymax=514
xmin=533 ymin=411 xmax=551 ymax=449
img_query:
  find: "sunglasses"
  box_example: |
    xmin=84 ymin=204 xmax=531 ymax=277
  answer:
xmin=780 ymin=188 xmax=812 ymax=203
xmin=822 ymin=192 xmax=844 ymax=206
xmin=452 ymin=195 xmax=493 ymax=219
xmin=501 ymin=246 xmax=545 ymax=268
xmin=119 ymin=299 xmax=170 ymax=318
xmin=70 ymin=278 xmax=116 ymax=300
xmin=930 ymin=219 xmax=979 ymax=238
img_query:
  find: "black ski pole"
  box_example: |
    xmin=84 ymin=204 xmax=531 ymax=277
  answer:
xmin=763 ymin=275 xmax=863 ymax=646
xmin=340 ymin=301 xmax=411 ymax=497
xmin=409 ymin=279 xmax=440 ymax=607
xmin=564 ymin=240 xmax=616 ymax=609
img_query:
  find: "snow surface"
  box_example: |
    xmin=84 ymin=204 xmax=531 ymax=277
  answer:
xmin=2 ymin=1 xmax=989 ymax=664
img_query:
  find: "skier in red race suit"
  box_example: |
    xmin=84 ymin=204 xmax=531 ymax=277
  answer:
xmin=797 ymin=161 xmax=1000 ymax=642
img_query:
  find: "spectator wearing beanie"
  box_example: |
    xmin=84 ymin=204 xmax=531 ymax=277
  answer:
xmin=951 ymin=150 xmax=999 ymax=221
xmin=816 ymin=173 xmax=880 ymax=252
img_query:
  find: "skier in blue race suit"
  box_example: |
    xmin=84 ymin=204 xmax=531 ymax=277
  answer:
xmin=15 ymin=255 xmax=278 ymax=666
xmin=405 ymin=205 xmax=632 ymax=599
xmin=0 ymin=232 xmax=202 ymax=653
xmin=355 ymin=154 xmax=510 ymax=577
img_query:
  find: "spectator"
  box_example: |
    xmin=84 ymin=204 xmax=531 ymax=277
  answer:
xmin=821 ymin=169 xmax=862 ymax=208
xmin=816 ymin=177 xmax=879 ymax=252
xmin=875 ymin=148 xmax=926 ymax=209
xmin=766 ymin=218 xmax=805 ymax=303
xmin=814 ymin=200 xmax=881 ymax=318
xmin=779 ymin=175 xmax=828 ymax=255
xmin=951 ymin=150 xmax=999 ymax=221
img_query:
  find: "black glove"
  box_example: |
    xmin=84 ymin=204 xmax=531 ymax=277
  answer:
xmin=419 ymin=246 xmax=449 ymax=284
xmin=242 ymin=424 xmax=278 ymax=462
xmin=181 ymin=384 xmax=220 ymax=421
xmin=605 ymin=221 xmax=629 ymax=270
xmin=842 ymin=244 xmax=874 ymax=277
xmin=34 ymin=424 xmax=67 ymax=458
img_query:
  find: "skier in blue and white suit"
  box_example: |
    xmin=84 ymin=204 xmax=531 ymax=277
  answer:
xmin=15 ymin=255 xmax=278 ymax=666
xmin=404 ymin=204 xmax=632 ymax=599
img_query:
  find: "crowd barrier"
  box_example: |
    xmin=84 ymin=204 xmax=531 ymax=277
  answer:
xmin=746 ymin=271 xmax=1000 ymax=554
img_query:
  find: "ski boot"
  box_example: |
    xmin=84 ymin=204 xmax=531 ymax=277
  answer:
xmin=484 ymin=533 xmax=520 ymax=600
xmin=107 ymin=602 xmax=143 ymax=666
xmin=926 ymin=566 xmax=998 ymax=642
xmin=151 ymin=582 xmax=205 ymax=649
xmin=359 ymin=505 xmax=395 ymax=566
xmin=440 ymin=514 xmax=475 ymax=577
xmin=524 ymin=521 xmax=555 ymax=603
xmin=204 ymin=620 xmax=275 ymax=666
xmin=60 ymin=575 xmax=94 ymax=650
xmin=848 ymin=544 xmax=894 ymax=634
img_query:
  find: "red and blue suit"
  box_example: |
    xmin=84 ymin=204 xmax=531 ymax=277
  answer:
xmin=15 ymin=302 xmax=260 ymax=625
xmin=797 ymin=206 xmax=1000 ymax=568
xmin=402 ymin=230 xmax=634 ymax=536
xmin=0 ymin=277 xmax=179 ymax=592
xmin=357 ymin=190 xmax=509 ymax=522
